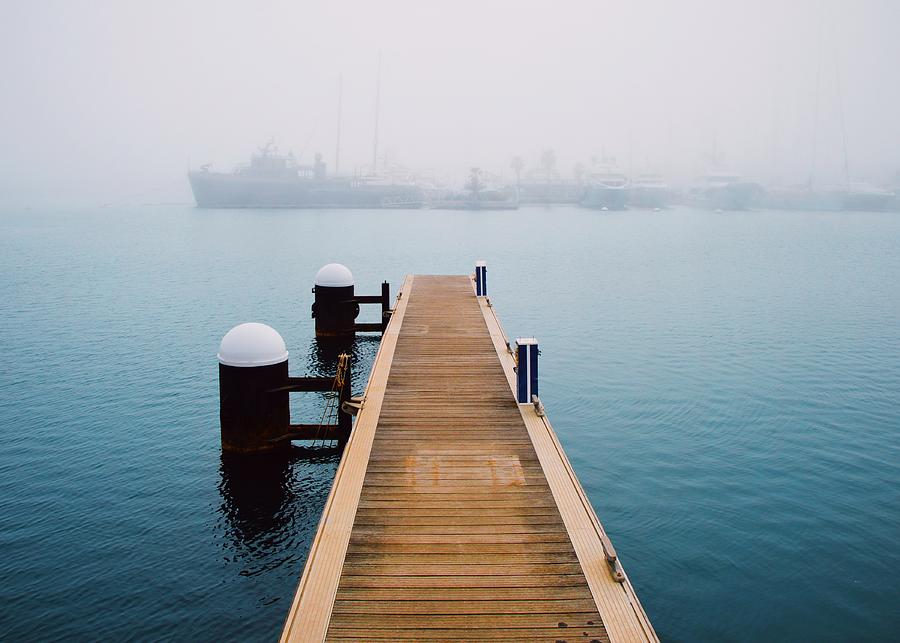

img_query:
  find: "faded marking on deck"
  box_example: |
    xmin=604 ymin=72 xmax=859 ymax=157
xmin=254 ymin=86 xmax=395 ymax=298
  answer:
xmin=281 ymin=275 xmax=657 ymax=642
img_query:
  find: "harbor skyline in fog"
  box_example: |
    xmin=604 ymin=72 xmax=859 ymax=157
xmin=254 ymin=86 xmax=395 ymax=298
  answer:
xmin=1 ymin=0 xmax=899 ymax=203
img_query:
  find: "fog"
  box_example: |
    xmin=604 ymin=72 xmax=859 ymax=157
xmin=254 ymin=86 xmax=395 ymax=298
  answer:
xmin=2 ymin=0 xmax=898 ymax=204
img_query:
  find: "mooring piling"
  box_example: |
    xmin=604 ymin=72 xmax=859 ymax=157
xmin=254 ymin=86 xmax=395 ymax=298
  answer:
xmin=311 ymin=263 xmax=391 ymax=338
xmin=218 ymin=323 xmax=291 ymax=454
xmin=217 ymin=323 xmax=353 ymax=453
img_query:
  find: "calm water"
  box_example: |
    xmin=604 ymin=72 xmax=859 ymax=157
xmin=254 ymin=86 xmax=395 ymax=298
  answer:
xmin=1 ymin=204 xmax=899 ymax=641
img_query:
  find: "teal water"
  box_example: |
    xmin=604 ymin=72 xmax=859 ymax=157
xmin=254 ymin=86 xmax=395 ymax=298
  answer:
xmin=1 ymin=205 xmax=899 ymax=641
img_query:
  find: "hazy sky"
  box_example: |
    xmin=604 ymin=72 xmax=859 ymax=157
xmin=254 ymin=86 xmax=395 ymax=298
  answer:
xmin=2 ymin=0 xmax=899 ymax=202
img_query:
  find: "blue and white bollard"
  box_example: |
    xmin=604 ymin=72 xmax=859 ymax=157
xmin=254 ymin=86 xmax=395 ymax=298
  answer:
xmin=515 ymin=337 xmax=539 ymax=404
xmin=475 ymin=260 xmax=487 ymax=297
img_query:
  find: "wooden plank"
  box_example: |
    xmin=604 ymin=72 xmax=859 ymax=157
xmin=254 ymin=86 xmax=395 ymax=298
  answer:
xmin=334 ymin=586 xmax=593 ymax=601
xmin=326 ymin=612 xmax=607 ymax=629
xmin=329 ymin=599 xmax=600 ymax=615
xmin=337 ymin=574 xmax=593 ymax=589
xmin=327 ymin=628 xmax=609 ymax=642
xmin=346 ymin=543 xmax=577 ymax=556
xmin=338 ymin=563 xmax=589 ymax=577
xmin=348 ymin=524 xmax=568 ymax=535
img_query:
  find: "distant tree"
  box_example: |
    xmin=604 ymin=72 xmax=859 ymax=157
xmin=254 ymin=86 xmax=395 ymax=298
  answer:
xmin=540 ymin=149 xmax=557 ymax=180
xmin=465 ymin=167 xmax=484 ymax=198
xmin=510 ymin=156 xmax=524 ymax=186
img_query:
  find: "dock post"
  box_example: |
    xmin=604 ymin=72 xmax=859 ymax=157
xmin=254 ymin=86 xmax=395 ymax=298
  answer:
xmin=337 ymin=355 xmax=352 ymax=448
xmin=380 ymin=281 xmax=391 ymax=332
xmin=312 ymin=263 xmax=358 ymax=338
xmin=475 ymin=260 xmax=487 ymax=296
xmin=218 ymin=323 xmax=290 ymax=454
xmin=515 ymin=337 xmax=539 ymax=403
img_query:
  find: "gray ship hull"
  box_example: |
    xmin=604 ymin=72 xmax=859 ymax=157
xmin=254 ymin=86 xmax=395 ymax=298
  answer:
xmin=188 ymin=171 xmax=424 ymax=209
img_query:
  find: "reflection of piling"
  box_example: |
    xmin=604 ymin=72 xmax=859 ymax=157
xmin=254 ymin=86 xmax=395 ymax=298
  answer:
xmin=217 ymin=323 xmax=353 ymax=454
xmin=218 ymin=450 xmax=292 ymax=544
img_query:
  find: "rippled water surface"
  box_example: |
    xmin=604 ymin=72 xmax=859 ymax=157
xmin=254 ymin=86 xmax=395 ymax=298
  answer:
xmin=1 ymin=205 xmax=899 ymax=641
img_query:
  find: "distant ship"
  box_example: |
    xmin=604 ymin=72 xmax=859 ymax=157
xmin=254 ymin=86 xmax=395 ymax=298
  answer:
xmin=628 ymin=173 xmax=670 ymax=209
xmin=686 ymin=171 xmax=763 ymax=210
xmin=763 ymin=182 xmax=895 ymax=212
xmin=188 ymin=143 xmax=424 ymax=209
xmin=581 ymin=162 xmax=629 ymax=210
xmin=839 ymin=183 xmax=895 ymax=211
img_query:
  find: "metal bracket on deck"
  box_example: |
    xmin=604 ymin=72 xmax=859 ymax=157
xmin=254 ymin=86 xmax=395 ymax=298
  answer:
xmin=600 ymin=532 xmax=626 ymax=582
xmin=341 ymin=398 xmax=363 ymax=416
xmin=531 ymin=395 xmax=546 ymax=417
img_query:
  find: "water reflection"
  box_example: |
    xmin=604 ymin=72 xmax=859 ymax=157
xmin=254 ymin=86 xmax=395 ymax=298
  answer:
xmin=214 ymin=335 xmax=380 ymax=573
xmin=216 ymin=449 xmax=341 ymax=573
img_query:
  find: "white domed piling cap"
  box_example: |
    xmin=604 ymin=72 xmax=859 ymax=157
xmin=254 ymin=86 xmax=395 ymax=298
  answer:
xmin=475 ymin=259 xmax=486 ymax=267
xmin=315 ymin=263 xmax=354 ymax=287
xmin=218 ymin=323 xmax=289 ymax=367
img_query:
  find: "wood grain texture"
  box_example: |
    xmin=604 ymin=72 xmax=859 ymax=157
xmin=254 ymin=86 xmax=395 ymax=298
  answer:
xmin=281 ymin=275 xmax=655 ymax=642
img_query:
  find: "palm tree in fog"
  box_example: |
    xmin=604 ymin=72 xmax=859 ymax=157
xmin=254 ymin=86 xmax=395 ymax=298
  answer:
xmin=540 ymin=149 xmax=557 ymax=182
xmin=573 ymin=162 xmax=586 ymax=184
xmin=510 ymin=156 xmax=524 ymax=186
xmin=465 ymin=167 xmax=484 ymax=198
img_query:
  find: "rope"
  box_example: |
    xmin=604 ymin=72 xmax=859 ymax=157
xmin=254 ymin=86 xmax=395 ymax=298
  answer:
xmin=312 ymin=353 xmax=349 ymax=448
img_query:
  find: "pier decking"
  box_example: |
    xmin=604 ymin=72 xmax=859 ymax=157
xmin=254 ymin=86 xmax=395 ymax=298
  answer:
xmin=282 ymin=275 xmax=657 ymax=642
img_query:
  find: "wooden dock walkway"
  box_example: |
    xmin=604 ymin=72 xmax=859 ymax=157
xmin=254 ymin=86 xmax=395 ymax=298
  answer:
xmin=282 ymin=275 xmax=657 ymax=642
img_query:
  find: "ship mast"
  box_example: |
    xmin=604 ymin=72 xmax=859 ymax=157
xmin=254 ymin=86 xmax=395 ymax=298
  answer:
xmin=335 ymin=73 xmax=343 ymax=175
xmin=834 ymin=43 xmax=850 ymax=184
xmin=372 ymin=52 xmax=382 ymax=173
xmin=809 ymin=16 xmax=823 ymax=188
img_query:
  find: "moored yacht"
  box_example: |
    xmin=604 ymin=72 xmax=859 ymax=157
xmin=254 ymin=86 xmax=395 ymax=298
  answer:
xmin=686 ymin=171 xmax=763 ymax=210
xmin=581 ymin=161 xmax=629 ymax=210
xmin=628 ymin=173 xmax=670 ymax=209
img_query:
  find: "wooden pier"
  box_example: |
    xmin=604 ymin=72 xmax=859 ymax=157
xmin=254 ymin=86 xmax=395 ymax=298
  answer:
xmin=282 ymin=275 xmax=657 ymax=642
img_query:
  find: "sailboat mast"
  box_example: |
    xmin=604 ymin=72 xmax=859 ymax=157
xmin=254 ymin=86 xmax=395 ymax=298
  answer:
xmin=372 ymin=53 xmax=382 ymax=173
xmin=834 ymin=45 xmax=850 ymax=183
xmin=810 ymin=17 xmax=823 ymax=188
xmin=335 ymin=73 xmax=343 ymax=175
